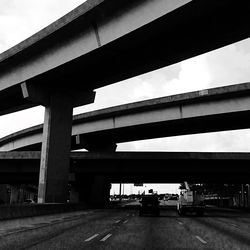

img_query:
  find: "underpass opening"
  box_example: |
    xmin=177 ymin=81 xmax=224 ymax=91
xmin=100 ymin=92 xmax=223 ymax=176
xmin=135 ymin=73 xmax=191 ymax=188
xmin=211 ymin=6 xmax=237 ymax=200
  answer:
xmin=110 ymin=183 xmax=180 ymax=202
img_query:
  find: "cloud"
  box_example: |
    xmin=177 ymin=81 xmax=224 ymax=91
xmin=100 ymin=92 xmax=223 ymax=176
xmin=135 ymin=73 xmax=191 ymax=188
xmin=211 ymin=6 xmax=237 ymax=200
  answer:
xmin=0 ymin=0 xmax=86 ymax=52
xmin=131 ymin=81 xmax=154 ymax=100
xmin=0 ymin=106 xmax=44 ymax=138
xmin=0 ymin=15 xmax=31 ymax=51
xmin=119 ymin=129 xmax=250 ymax=152
xmin=162 ymin=54 xmax=211 ymax=95
xmin=207 ymin=40 xmax=250 ymax=87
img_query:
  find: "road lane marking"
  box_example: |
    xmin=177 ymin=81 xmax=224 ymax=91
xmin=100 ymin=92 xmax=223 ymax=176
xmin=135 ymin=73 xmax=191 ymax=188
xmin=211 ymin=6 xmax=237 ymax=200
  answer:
xmin=85 ymin=234 xmax=99 ymax=242
xmin=100 ymin=234 xmax=112 ymax=242
xmin=115 ymin=220 xmax=121 ymax=223
xmin=123 ymin=220 xmax=128 ymax=224
xmin=195 ymin=236 xmax=207 ymax=244
xmin=230 ymin=223 xmax=237 ymax=227
xmin=178 ymin=221 xmax=183 ymax=225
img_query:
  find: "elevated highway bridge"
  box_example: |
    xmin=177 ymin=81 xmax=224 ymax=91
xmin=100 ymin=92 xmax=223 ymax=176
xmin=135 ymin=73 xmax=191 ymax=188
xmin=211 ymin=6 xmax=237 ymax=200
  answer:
xmin=1 ymin=0 xmax=250 ymax=203
xmin=1 ymin=0 xmax=249 ymax=115
xmin=1 ymin=151 xmax=250 ymax=184
xmin=1 ymin=83 xmax=250 ymax=151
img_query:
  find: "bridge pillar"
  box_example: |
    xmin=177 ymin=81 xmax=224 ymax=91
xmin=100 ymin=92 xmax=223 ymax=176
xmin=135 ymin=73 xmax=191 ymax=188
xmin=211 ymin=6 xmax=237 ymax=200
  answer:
xmin=90 ymin=175 xmax=111 ymax=207
xmin=71 ymin=175 xmax=112 ymax=207
xmin=88 ymin=143 xmax=116 ymax=207
xmin=21 ymin=82 xmax=95 ymax=203
xmin=69 ymin=177 xmax=92 ymax=205
xmin=10 ymin=185 xmax=19 ymax=204
xmin=69 ymin=185 xmax=79 ymax=203
xmin=247 ymin=184 xmax=250 ymax=207
xmin=69 ymin=142 xmax=116 ymax=206
xmin=0 ymin=185 xmax=9 ymax=204
xmin=37 ymin=93 xmax=73 ymax=203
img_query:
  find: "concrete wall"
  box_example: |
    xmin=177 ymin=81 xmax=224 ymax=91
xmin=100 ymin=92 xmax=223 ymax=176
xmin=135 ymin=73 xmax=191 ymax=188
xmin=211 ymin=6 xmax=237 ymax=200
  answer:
xmin=0 ymin=203 xmax=87 ymax=220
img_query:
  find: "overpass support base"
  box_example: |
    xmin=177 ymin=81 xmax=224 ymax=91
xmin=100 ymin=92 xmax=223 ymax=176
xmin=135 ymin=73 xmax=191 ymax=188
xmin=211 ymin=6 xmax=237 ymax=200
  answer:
xmin=69 ymin=186 xmax=79 ymax=203
xmin=90 ymin=176 xmax=111 ymax=207
xmin=70 ymin=176 xmax=111 ymax=207
xmin=10 ymin=185 xmax=21 ymax=204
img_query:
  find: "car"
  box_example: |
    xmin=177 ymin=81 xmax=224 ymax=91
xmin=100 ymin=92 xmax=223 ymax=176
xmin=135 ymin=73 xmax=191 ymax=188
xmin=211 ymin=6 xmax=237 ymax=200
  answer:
xmin=139 ymin=195 xmax=160 ymax=216
xmin=168 ymin=195 xmax=178 ymax=200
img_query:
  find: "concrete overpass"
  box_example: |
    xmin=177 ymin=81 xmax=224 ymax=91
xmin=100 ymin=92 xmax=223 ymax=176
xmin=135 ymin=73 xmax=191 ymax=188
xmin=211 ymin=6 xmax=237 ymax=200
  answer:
xmin=1 ymin=0 xmax=250 ymax=203
xmin=1 ymin=82 xmax=250 ymax=151
xmin=1 ymin=151 xmax=250 ymax=204
xmin=1 ymin=0 xmax=250 ymax=115
xmin=0 ymin=151 xmax=248 ymax=183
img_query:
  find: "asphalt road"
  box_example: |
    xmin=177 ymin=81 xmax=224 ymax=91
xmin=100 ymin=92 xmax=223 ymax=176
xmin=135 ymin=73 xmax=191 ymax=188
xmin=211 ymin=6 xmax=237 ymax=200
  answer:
xmin=1 ymin=202 xmax=250 ymax=249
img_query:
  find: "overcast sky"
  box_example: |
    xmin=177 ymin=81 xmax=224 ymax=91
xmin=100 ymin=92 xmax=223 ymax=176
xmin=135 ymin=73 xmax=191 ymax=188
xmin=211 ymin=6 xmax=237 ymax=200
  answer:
xmin=1 ymin=0 xmax=250 ymax=194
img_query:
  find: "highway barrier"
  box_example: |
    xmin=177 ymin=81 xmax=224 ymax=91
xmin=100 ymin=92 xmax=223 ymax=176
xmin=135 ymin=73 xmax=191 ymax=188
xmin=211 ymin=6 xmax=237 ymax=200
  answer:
xmin=0 ymin=203 xmax=87 ymax=220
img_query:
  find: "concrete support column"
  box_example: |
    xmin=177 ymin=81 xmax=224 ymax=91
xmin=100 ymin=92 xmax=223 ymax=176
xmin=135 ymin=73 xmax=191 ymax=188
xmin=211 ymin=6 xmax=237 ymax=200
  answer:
xmin=247 ymin=184 xmax=250 ymax=207
xmin=69 ymin=186 xmax=80 ymax=203
xmin=90 ymin=175 xmax=111 ymax=207
xmin=241 ymin=184 xmax=245 ymax=207
xmin=0 ymin=185 xmax=9 ymax=204
xmin=21 ymin=82 xmax=95 ymax=203
xmin=90 ymin=143 xmax=116 ymax=207
xmin=70 ymin=178 xmax=92 ymax=204
xmin=70 ymin=141 xmax=116 ymax=206
xmin=10 ymin=185 xmax=19 ymax=204
xmin=38 ymin=93 xmax=73 ymax=203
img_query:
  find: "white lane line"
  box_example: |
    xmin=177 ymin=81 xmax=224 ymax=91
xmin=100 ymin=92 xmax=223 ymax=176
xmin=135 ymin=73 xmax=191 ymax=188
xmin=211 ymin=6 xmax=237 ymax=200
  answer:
xmin=115 ymin=220 xmax=121 ymax=223
xmin=195 ymin=236 xmax=207 ymax=244
xmin=231 ymin=223 xmax=237 ymax=227
xmin=123 ymin=220 xmax=128 ymax=224
xmin=85 ymin=234 xmax=99 ymax=242
xmin=100 ymin=234 xmax=112 ymax=242
xmin=178 ymin=221 xmax=183 ymax=225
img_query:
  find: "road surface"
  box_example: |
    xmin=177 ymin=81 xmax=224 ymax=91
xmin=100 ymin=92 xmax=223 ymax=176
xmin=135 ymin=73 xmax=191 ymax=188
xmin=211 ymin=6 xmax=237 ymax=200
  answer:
xmin=1 ymin=202 xmax=250 ymax=249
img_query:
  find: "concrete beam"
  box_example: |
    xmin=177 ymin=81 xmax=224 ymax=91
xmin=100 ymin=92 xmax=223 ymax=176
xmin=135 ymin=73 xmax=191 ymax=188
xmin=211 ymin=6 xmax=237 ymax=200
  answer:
xmin=21 ymin=81 xmax=96 ymax=107
xmin=21 ymin=82 xmax=50 ymax=106
xmin=75 ymin=134 xmax=117 ymax=152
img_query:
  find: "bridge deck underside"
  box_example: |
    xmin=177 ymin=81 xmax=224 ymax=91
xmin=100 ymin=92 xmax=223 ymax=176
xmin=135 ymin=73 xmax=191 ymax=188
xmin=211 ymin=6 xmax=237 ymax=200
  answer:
xmin=0 ymin=152 xmax=248 ymax=184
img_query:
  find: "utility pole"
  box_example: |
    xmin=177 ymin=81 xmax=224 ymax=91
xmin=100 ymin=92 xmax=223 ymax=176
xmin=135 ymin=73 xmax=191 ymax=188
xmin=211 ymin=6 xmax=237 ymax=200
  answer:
xmin=119 ymin=183 xmax=122 ymax=201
